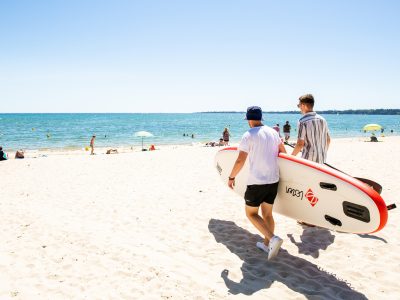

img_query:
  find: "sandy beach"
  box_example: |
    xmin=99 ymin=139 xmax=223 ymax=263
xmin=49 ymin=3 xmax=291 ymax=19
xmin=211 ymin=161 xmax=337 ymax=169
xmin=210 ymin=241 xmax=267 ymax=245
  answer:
xmin=1 ymin=136 xmax=399 ymax=299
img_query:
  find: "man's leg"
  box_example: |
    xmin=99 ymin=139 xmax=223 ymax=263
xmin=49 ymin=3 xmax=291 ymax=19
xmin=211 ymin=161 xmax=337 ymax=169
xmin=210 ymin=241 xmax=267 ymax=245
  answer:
xmin=245 ymin=205 xmax=274 ymax=242
xmin=260 ymin=203 xmax=274 ymax=244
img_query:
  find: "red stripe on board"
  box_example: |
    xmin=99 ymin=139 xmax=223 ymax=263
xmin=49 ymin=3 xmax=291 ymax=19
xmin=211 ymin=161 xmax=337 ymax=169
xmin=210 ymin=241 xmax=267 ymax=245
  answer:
xmin=220 ymin=147 xmax=239 ymax=152
xmin=279 ymin=153 xmax=388 ymax=233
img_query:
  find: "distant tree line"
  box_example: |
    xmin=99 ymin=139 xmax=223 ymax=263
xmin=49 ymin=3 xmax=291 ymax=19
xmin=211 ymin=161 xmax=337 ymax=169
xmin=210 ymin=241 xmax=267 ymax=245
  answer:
xmin=200 ymin=109 xmax=400 ymax=115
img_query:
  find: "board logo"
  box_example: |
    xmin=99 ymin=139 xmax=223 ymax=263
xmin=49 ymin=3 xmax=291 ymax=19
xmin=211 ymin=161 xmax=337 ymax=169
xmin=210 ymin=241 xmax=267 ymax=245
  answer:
xmin=305 ymin=188 xmax=318 ymax=207
xmin=285 ymin=187 xmax=304 ymax=200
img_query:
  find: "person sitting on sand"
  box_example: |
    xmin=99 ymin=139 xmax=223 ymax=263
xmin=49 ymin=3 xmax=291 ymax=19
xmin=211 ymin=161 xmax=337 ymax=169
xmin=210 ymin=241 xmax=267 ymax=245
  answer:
xmin=205 ymin=141 xmax=217 ymax=147
xmin=205 ymin=139 xmax=224 ymax=147
xmin=106 ymin=149 xmax=118 ymax=154
xmin=0 ymin=146 xmax=7 ymax=161
xmin=15 ymin=149 xmax=24 ymax=159
xmin=370 ymin=133 xmax=378 ymax=142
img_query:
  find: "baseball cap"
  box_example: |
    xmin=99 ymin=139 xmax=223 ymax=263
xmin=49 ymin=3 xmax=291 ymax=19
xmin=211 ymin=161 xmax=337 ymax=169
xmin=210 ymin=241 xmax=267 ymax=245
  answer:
xmin=244 ymin=106 xmax=263 ymax=121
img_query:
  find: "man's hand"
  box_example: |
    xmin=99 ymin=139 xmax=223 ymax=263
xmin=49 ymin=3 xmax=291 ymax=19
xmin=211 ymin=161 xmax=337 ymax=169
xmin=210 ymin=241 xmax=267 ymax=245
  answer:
xmin=228 ymin=151 xmax=247 ymax=190
xmin=291 ymin=139 xmax=304 ymax=156
xmin=228 ymin=178 xmax=235 ymax=189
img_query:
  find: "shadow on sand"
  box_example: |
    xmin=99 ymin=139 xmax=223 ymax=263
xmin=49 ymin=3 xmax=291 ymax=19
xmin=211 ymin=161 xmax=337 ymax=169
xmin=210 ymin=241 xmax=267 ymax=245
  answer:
xmin=357 ymin=234 xmax=387 ymax=243
xmin=287 ymin=226 xmax=335 ymax=258
xmin=209 ymin=219 xmax=367 ymax=299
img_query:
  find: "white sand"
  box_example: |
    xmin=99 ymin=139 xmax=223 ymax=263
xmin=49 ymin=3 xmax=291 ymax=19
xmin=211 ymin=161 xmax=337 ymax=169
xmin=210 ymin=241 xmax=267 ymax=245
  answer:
xmin=1 ymin=137 xmax=399 ymax=299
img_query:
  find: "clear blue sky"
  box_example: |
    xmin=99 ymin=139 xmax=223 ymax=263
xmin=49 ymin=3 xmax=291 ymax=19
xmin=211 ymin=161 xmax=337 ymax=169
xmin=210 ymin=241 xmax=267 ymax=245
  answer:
xmin=1 ymin=0 xmax=399 ymax=112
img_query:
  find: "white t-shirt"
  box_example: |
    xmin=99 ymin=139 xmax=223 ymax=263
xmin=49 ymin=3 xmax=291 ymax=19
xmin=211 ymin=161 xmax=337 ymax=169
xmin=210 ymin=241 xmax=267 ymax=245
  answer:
xmin=238 ymin=125 xmax=281 ymax=185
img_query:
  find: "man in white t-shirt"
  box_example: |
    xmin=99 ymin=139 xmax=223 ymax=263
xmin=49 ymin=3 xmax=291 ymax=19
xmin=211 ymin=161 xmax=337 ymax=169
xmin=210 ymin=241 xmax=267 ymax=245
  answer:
xmin=228 ymin=106 xmax=286 ymax=260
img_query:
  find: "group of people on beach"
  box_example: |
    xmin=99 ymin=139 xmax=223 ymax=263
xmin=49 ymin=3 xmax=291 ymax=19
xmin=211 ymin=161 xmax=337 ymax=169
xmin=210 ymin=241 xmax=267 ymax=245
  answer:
xmin=205 ymin=127 xmax=231 ymax=147
xmin=228 ymin=94 xmax=330 ymax=260
xmin=272 ymin=121 xmax=292 ymax=142
xmin=0 ymin=147 xmax=25 ymax=160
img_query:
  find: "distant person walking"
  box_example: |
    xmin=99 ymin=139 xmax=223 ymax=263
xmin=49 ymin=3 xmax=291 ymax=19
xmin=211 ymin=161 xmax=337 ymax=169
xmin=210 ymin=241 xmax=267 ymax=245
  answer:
xmin=90 ymin=135 xmax=96 ymax=155
xmin=222 ymin=127 xmax=230 ymax=146
xmin=283 ymin=121 xmax=291 ymax=142
xmin=272 ymin=124 xmax=281 ymax=137
xmin=228 ymin=106 xmax=286 ymax=260
xmin=291 ymin=94 xmax=330 ymax=164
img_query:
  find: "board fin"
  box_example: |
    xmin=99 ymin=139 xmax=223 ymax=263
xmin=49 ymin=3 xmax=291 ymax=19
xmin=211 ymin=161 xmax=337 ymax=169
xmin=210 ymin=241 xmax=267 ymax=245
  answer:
xmin=355 ymin=177 xmax=383 ymax=194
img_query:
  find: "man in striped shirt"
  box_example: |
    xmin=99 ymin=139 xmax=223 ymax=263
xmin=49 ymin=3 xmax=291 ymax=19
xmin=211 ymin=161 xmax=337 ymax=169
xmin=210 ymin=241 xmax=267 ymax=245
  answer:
xmin=291 ymin=94 xmax=330 ymax=164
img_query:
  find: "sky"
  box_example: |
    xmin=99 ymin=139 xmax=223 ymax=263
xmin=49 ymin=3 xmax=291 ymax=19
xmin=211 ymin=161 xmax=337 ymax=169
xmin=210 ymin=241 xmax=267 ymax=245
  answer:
xmin=0 ymin=0 xmax=399 ymax=113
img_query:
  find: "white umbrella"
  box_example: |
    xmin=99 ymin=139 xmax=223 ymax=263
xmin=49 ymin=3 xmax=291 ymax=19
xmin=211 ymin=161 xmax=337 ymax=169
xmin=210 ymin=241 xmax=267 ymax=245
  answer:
xmin=134 ymin=131 xmax=154 ymax=150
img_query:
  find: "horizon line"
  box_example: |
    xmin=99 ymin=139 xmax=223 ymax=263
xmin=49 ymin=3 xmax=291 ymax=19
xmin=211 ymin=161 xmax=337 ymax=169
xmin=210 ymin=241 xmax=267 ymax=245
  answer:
xmin=1 ymin=108 xmax=400 ymax=114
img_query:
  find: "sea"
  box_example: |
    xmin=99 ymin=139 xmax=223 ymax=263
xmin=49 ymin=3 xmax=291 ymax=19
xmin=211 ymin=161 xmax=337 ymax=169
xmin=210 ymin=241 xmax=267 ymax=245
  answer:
xmin=0 ymin=113 xmax=399 ymax=151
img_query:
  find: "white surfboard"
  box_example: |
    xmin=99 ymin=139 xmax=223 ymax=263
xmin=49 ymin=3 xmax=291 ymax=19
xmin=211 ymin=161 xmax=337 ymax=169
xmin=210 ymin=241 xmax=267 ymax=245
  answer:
xmin=215 ymin=147 xmax=388 ymax=234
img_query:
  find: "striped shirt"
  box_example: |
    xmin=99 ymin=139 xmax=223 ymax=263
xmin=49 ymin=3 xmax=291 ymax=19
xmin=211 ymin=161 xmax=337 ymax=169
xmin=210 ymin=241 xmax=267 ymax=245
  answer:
xmin=297 ymin=112 xmax=330 ymax=163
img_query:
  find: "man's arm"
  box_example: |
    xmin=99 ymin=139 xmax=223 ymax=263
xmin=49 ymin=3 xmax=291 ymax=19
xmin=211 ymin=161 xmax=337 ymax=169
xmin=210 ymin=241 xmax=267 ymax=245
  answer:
xmin=291 ymin=139 xmax=304 ymax=156
xmin=279 ymin=142 xmax=287 ymax=154
xmin=327 ymin=133 xmax=331 ymax=149
xmin=228 ymin=151 xmax=248 ymax=189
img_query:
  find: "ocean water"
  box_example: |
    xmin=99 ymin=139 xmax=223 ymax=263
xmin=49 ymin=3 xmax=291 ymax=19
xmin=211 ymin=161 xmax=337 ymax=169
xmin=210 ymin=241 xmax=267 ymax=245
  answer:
xmin=0 ymin=113 xmax=399 ymax=151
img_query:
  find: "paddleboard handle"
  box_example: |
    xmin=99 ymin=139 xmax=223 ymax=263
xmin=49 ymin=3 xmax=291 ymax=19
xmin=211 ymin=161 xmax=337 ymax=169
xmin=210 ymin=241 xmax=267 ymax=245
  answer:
xmin=325 ymin=215 xmax=342 ymax=227
xmin=387 ymin=204 xmax=397 ymax=211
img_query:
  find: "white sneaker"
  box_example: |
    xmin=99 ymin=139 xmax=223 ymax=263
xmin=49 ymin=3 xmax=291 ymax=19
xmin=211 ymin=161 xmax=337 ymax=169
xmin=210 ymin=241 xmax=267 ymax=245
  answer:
xmin=268 ymin=236 xmax=283 ymax=260
xmin=256 ymin=242 xmax=269 ymax=254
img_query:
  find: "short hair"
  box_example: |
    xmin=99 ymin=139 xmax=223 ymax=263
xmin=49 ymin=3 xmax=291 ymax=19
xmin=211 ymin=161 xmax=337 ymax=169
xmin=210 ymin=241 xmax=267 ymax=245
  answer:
xmin=0 ymin=146 xmax=2 ymax=151
xmin=299 ymin=94 xmax=315 ymax=108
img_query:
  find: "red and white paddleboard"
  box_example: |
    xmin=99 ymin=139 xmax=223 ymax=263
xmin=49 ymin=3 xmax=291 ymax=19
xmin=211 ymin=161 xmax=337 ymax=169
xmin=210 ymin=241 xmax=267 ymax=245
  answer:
xmin=215 ymin=147 xmax=388 ymax=234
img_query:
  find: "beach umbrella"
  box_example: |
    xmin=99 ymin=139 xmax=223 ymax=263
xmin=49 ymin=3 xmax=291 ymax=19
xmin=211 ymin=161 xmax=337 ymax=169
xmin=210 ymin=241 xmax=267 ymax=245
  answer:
xmin=134 ymin=131 xmax=154 ymax=150
xmin=363 ymin=124 xmax=382 ymax=131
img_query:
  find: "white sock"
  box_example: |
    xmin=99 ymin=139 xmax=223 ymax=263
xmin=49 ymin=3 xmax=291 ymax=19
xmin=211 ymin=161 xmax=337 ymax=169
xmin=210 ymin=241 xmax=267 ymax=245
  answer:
xmin=256 ymin=242 xmax=269 ymax=253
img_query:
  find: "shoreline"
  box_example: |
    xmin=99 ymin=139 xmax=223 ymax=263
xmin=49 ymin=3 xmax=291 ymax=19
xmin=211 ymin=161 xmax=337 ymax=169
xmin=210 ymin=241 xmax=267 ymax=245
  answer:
xmin=1 ymin=135 xmax=397 ymax=158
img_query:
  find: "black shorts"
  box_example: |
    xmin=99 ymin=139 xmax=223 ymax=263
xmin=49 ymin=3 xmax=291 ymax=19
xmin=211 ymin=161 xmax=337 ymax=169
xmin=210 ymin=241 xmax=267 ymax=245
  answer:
xmin=244 ymin=182 xmax=279 ymax=207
